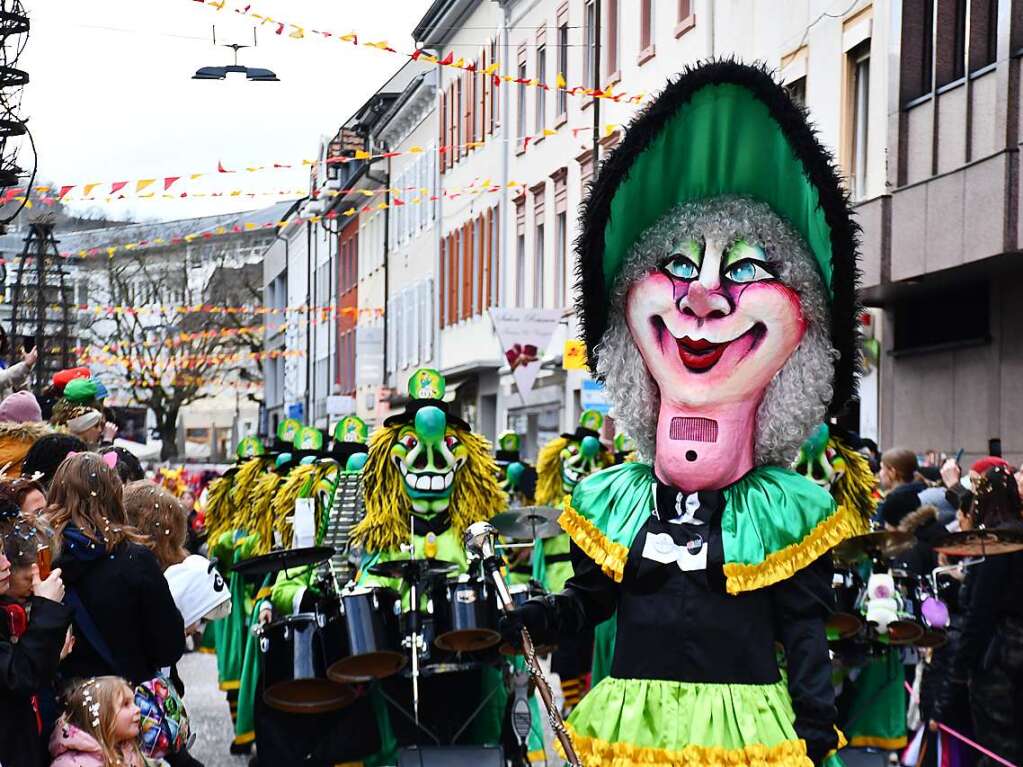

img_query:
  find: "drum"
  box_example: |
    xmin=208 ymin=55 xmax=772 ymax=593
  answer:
xmin=328 ymin=587 xmax=406 ymax=682
xmin=827 ymin=568 xmax=864 ymax=640
xmin=433 ymin=577 xmax=501 ymax=653
xmin=887 ymin=571 xmax=925 ymax=645
xmin=260 ymin=613 xmax=357 ymax=714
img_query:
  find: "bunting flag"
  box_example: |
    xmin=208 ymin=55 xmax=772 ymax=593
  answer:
xmin=57 ymin=181 xmax=525 ymax=261
xmin=79 ymin=347 xmax=304 ymax=368
xmin=190 ymin=0 xmax=647 ymax=104
xmin=56 ymin=301 xmax=384 ymax=318
xmin=7 ymin=121 xmax=620 ymax=207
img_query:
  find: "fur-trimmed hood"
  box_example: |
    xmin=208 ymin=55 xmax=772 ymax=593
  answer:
xmin=0 ymin=420 xmax=50 ymax=443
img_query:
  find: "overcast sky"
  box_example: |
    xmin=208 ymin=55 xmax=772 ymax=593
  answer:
xmin=17 ymin=0 xmax=433 ymax=222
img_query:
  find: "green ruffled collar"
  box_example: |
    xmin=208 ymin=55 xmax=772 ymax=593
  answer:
xmin=560 ymin=462 xmax=866 ymax=594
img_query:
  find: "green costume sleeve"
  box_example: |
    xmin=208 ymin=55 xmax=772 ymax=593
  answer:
xmin=269 ymin=567 xmax=316 ymax=615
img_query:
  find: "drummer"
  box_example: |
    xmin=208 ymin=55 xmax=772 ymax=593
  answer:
xmin=533 ymin=410 xmax=610 ymax=712
xmin=265 ymin=417 xmax=369 ymax=616
xmin=349 ymin=368 xmax=508 ymax=756
xmin=247 ymin=419 xmax=377 ymax=767
xmin=493 ymin=431 xmax=536 ymax=586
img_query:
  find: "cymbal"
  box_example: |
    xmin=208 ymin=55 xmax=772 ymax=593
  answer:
xmin=490 ymin=506 xmax=563 ymax=540
xmin=833 ymin=531 xmax=914 ymax=564
xmin=232 ymin=545 xmax=335 ymax=576
xmin=933 ymin=529 xmax=1023 ymax=557
xmin=367 ymin=558 xmax=460 ymax=581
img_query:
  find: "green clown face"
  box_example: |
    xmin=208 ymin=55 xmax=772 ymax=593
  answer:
xmin=560 ymin=435 xmax=602 ymax=494
xmin=498 ymin=461 xmax=526 ymax=492
xmin=391 ymin=405 xmax=468 ymax=514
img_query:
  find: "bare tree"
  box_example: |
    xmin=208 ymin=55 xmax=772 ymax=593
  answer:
xmin=80 ymin=243 xmax=265 ymax=460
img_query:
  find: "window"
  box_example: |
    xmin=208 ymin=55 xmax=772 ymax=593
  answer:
xmin=606 ymin=0 xmax=620 ymax=78
xmin=533 ymin=224 xmax=545 ymax=308
xmin=555 ymin=212 xmax=567 ymax=306
xmin=557 ymin=9 xmax=569 ymax=119
xmin=516 ymin=233 xmax=526 ymax=307
xmin=639 ymin=0 xmax=654 ymax=53
xmin=969 ymin=0 xmax=998 ymax=70
xmin=517 ymin=58 xmax=528 ymax=140
xmin=786 ymin=76 xmax=806 ymax=107
xmin=848 ymin=43 xmax=870 ymax=200
xmin=515 ymin=196 xmax=526 ymax=307
xmin=678 ymin=0 xmax=692 ymax=21
xmin=583 ymin=1 xmax=596 ymax=88
xmin=940 ymin=0 xmax=968 ymax=85
xmin=901 ymin=0 xmax=934 ymax=102
xmin=535 ymin=42 xmax=547 ymax=133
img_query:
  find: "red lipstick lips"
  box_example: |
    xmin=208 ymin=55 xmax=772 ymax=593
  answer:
xmin=676 ymin=336 xmax=729 ymax=371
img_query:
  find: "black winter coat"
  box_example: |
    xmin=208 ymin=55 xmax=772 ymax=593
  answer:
xmin=0 ymin=596 xmax=71 ymax=767
xmin=55 ymin=525 xmax=184 ymax=685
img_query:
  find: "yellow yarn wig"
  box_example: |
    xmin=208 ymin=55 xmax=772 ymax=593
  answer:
xmin=535 ymin=436 xmax=570 ymax=507
xmin=351 ymin=424 xmax=506 ymax=553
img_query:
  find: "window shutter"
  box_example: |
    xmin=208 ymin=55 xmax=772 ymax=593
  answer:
xmin=440 ymin=89 xmax=447 ymax=176
xmin=410 ymin=284 xmax=421 ymax=366
xmin=386 ymin=296 xmax=396 ymax=374
xmin=421 ymin=279 xmax=433 ymax=362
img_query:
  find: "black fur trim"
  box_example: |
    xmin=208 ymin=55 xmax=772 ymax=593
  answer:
xmin=574 ymin=59 xmax=861 ymax=415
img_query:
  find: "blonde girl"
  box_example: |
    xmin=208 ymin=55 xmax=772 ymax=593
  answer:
xmin=49 ymin=676 xmax=144 ymax=766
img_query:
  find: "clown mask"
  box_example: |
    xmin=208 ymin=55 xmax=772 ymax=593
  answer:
xmin=391 ymin=406 xmax=467 ymax=515
xmin=560 ymin=434 xmax=603 ymax=494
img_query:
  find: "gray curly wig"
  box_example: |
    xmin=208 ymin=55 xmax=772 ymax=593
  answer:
xmin=594 ymin=196 xmax=836 ymax=466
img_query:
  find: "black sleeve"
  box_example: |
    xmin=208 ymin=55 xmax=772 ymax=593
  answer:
xmin=0 ymin=597 xmax=71 ymax=696
xmin=771 ymin=556 xmax=839 ymax=765
xmin=134 ymin=546 xmax=186 ymax=670
xmin=520 ymin=541 xmax=620 ymax=647
xmin=560 ymin=541 xmax=620 ymax=629
xmin=950 ymin=559 xmax=1003 ymax=678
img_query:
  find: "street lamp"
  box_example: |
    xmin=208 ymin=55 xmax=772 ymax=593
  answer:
xmin=192 ymin=27 xmax=279 ymax=82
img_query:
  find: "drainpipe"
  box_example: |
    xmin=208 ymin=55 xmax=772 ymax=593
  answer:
xmin=499 ymin=3 xmax=510 ymax=309
xmin=417 ymin=46 xmax=443 ymax=370
xmin=366 ymin=160 xmax=389 ymax=394
xmin=272 ymin=223 xmax=291 ymax=423
xmin=305 ymin=219 xmax=313 ymax=421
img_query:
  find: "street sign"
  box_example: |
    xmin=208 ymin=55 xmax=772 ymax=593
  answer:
xmin=580 ymin=378 xmax=610 ymax=414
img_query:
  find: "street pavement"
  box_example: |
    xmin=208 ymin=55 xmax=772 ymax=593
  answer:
xmin=179 ymin=650 xmax=251 ymax=767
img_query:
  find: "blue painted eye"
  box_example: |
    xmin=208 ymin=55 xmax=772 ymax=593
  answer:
xmin=663 ymin=256 xmax=698 ymax=280
xmin=724 ymin=259 xmax=772 ymax=284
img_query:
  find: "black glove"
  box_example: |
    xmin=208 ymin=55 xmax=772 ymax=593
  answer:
xmin=298 ymin=589 xmax=320 ymax=613
xmin=499 ymin=598 xmax=553 ymax=650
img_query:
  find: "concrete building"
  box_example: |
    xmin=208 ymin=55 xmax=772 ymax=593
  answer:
xmin=858 ymin=0 xmax=1023 ymax=466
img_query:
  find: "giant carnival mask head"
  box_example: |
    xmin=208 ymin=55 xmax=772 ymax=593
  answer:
xmin=535 ymin=410 xmax=609 ymax=505
xmin=578 ymin=62 xmax=859 ymax=491
xmin=350 ymin=368 xmax=505 ymax=552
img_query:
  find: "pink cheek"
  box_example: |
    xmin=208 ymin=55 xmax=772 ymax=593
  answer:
xmin=627 ymin=272 xmax=682 ymax=314
xmin=731 ymin=283 xmax=807 ymax=336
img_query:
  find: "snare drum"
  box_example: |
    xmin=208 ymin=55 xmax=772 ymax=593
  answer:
xmin=260 ymin=613 xmax=356 ymax=714
xmin=328 ymin=587 xmax=406 ymax=682
xmin=887 ymin=571 xmax=925 ymax=645
xmin=433 ymin=576 xmax=500 ymax=653
xmin=827 ymin=568 xmax=864 ymax=640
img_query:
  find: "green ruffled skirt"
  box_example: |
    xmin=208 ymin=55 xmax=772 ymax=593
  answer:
xmin=562 ymin=676 xmax=841 ymax=767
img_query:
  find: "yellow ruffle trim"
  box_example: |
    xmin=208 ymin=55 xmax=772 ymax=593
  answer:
xmin=559 ymin=502 xmax=629 ymax=583
xmin=848 ymin=735 xmax=906 ymax=749
xmin=723 ymin=504 xmax=867 ymax=595
xmin=556 ymin=724 xmax=814 ymax=767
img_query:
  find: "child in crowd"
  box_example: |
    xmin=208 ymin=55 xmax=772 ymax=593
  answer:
xmin=49 ymin=676 xmax=146 ymax=767
xmin=123 ymin=481 xmax=189 ymax=572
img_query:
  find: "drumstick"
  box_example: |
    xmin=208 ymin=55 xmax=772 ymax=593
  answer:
xmin=463 ymin=523 xmax=582 ymax=767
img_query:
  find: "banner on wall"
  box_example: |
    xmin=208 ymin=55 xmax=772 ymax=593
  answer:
xmin=489 ymin=308 xmax=563 ymax=402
